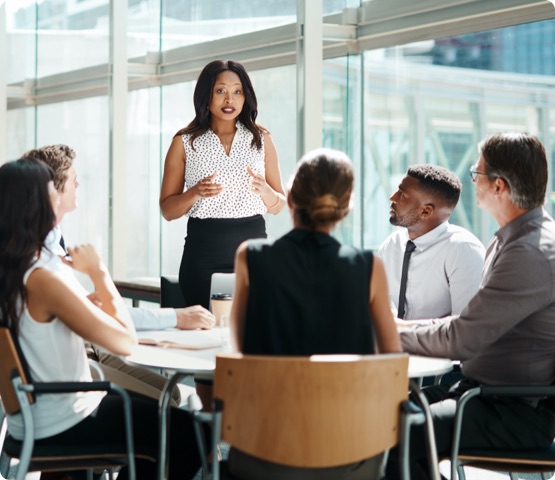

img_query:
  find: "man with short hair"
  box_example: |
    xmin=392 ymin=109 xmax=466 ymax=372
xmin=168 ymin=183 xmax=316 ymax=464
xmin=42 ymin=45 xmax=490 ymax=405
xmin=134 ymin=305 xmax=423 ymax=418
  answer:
xmin=379 ymin=164 xmax=485 ymax=320
xmin=388 ymin=133 xmax=555 ymax=480
xmin=25 ymin=144 xmax=215 ymax=404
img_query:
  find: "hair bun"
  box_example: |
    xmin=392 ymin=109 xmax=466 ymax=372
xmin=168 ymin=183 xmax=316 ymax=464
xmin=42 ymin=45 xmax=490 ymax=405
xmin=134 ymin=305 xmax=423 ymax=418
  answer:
xmin=309 ymin=194 xmax=341 ymax=223
xmin=311 ymin=194 xmax=338 ymax=210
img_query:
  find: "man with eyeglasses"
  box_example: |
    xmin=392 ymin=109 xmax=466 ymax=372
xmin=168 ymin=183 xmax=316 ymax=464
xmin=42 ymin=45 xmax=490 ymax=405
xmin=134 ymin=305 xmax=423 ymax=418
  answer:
xmin=379 ymin=164 xmax=485 ymax=322
xmin=387 ymin=133 xmax=555 ymax=480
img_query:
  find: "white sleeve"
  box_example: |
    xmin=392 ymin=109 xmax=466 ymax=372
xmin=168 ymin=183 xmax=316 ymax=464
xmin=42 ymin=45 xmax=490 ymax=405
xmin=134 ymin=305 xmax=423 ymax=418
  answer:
xmin=128 ymin=307 xmax=177 ymax=330
xmin=446 ymin=240 xmax=486 ymax=315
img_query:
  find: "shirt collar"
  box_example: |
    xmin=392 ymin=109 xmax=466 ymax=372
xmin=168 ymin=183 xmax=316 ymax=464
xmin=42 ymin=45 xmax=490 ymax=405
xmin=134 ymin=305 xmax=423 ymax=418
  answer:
xmin=405 ymin=221 xmax=449 ymax=249
xmin=495 ymin=206 xmax=545 ymax=245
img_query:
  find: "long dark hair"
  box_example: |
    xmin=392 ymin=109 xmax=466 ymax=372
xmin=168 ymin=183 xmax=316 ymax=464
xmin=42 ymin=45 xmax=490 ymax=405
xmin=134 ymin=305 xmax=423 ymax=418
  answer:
xmin=0 ymin=158 xmax=55 ymax=332
xmin=175 ymin=59 xmax=263 ymax=150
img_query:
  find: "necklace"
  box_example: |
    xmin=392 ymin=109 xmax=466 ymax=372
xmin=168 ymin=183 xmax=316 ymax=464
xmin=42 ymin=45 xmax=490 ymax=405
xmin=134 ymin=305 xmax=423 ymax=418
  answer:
xmin=217 ymin=132 xmax=235 ymax=155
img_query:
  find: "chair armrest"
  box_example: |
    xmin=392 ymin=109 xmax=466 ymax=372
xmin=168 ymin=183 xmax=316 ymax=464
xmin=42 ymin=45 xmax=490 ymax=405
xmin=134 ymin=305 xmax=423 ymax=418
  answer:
xmin=480 ymin=385 xmax=555 ymax=397
xmin=450 ymin=384 xmax=555 ymax=480
xmin=22 ymin=381 xmax=112 ymax=394
xmin=88 ymin=359 xmax=105 ymax=381
xmin=12 ymin=378 xmax=136 ymax=480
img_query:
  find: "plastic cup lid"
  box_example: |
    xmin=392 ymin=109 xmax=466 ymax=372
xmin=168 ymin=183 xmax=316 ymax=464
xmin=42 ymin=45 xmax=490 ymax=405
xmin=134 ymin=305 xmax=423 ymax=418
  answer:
xmin=211 ymin=293 xmax=233 ymax=300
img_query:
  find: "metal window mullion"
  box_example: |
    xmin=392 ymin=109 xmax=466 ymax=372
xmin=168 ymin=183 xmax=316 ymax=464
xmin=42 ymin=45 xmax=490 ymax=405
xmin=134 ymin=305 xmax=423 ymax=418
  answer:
xmin=109 ymin=0 xmax=128 ymax=278
xmin=297 ymin=0 xmax=323 ymax=159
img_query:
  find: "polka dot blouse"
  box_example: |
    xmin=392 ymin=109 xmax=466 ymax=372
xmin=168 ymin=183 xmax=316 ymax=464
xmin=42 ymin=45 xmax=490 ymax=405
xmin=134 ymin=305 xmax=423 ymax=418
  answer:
xmin=183 ymin=121 xmax=267 ymax=219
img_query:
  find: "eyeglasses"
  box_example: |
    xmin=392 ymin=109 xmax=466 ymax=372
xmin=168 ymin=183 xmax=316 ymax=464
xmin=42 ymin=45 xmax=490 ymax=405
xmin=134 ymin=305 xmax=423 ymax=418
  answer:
xmin=469 ymin=168 xmax=491 ymax=182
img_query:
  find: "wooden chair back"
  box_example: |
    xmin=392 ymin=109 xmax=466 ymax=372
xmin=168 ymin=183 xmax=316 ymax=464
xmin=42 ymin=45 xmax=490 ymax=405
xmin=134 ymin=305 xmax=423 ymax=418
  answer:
xmin=213 ymin=352 xmax=409 ymax=468
xmin=0 ymin=326 xmax=34 ymax=414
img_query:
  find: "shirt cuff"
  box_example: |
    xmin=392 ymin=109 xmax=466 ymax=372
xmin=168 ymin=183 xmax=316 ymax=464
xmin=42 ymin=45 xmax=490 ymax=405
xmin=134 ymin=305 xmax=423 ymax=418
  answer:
xmin=129 ymin=307 xmax=177 ymax=330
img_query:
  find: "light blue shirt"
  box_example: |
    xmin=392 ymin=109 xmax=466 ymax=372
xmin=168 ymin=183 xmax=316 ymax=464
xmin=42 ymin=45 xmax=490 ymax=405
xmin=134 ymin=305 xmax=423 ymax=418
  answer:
xmin=43 ymin=228 xmax=176 ymax=330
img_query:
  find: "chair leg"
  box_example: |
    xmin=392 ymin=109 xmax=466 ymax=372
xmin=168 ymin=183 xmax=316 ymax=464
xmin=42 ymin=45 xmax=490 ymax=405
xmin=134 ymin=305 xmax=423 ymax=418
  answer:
xmin=509 ymin=473 xmax=519 ymax=480
xmin=457 ymin=464 xmax=466 ymax=480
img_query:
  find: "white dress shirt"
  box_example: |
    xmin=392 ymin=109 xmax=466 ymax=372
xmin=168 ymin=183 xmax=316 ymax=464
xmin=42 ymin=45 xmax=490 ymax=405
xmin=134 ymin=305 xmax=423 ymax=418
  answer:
xmin=378 ymin=221 xmax=485 ymax=320
xmin=43 ymin=228 xmax=176 ymax=330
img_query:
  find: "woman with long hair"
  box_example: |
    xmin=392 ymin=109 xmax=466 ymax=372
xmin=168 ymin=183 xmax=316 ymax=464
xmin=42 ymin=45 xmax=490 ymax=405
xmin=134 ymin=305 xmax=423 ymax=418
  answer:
xmin=0 ymin=158 xmax=204 ymax=480
xmin=160 ymin=59 xmax=285 ymax=309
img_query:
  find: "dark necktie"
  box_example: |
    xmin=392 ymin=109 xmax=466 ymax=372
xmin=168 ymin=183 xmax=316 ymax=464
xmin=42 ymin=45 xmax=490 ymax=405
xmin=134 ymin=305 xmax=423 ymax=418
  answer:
xmin=59 ymin=235 xmax=67 ymax=253
xmin=397 ymin=240 xmax=416 ymax=319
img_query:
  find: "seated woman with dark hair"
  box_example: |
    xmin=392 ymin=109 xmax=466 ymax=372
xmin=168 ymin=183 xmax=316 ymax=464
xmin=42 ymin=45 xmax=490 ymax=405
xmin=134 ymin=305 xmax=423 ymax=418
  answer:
xmin=0 ymin=158 xmax=205 ymax=480
xmin=228 ymin=148 xmax=401 ymax=479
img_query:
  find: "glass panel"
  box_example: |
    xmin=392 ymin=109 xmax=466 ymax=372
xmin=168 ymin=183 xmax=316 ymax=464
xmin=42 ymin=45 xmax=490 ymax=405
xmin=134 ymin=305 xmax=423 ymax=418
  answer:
xmin=249 ymin=65 xmax=297 ymax=241
xmin=323 ymin=55 xmax=362 ymax=246
xmin=126 ymin=87 xmax=162 ymax=278
xmin=7 ymin=108 xmax=36 ymax=161
xmin=323 ymin=0 xmax=360 ymax=15
xmin=6 ymin=0 xmax=37 ymax=83
xmin=35 ymin=0 xmax=110 ymax=77
xmin=128 ymin=0 xmax=161 ymax=58
xmin=36 ymin=98 xmax=110 ymax=285
xmin=160 ymin=0 xmax=296 ymax=50
xmin=160 ymin=81 xmax=195 ymax=276
xmin=362 ymin=18 xmax=555 ymax=248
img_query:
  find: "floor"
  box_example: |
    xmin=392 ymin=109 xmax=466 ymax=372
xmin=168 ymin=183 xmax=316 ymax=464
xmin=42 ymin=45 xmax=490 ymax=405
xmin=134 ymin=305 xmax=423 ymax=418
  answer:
xmin=2 ymin=458 xmax=554 ymax=479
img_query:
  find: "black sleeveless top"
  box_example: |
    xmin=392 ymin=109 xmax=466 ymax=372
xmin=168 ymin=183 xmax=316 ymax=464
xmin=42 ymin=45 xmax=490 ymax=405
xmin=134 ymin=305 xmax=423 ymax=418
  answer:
xmin=242 ymin=229 xmax=375 ymax=355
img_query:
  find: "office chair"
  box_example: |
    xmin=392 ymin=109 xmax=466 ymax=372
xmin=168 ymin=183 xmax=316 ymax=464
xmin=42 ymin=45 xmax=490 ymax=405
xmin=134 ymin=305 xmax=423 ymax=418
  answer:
xmin=450 ymin=384 xmax=555 ymax=480
xmin=189 ymin=352 xmax=424 ymax=480
xmin=0 ymin=326 xmax=136 ymax=480
xmin=160 ymin=274 xmax=186 ymax=308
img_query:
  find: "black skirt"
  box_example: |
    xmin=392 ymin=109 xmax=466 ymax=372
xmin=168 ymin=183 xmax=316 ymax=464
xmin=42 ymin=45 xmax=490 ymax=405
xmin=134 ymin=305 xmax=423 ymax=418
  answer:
xmin=179 ymin=215 xmax=266 ymax=309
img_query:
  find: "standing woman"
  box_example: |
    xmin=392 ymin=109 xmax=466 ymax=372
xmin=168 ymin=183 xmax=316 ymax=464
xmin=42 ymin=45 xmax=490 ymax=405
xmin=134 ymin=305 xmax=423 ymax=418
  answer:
xmin=160 ymin=59 xmax=286 ymax=309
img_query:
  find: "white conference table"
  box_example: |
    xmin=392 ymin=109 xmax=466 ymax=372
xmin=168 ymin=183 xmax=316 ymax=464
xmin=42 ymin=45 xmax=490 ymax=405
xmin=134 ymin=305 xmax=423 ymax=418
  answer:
xmin=126 ymin=328 xmax=452 ymax=480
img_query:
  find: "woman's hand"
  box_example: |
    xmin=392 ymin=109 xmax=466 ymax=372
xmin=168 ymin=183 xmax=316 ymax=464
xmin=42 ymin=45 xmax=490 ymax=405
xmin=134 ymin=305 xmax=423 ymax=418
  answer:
xmin=247 ymin=166 xmax=280 ymax=210
xmin=195 ymin=172 xmax=224 ymax=198
xmin=61 ymin=244 xmax=106 ymax=277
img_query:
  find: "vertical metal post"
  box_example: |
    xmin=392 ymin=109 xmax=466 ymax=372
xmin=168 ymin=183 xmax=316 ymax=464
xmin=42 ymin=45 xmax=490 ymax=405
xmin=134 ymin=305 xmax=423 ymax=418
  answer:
xmin=109 ymin=0 xmax=129 ymax=278
xmin=296 ymin=0 xmax=323 ymax=159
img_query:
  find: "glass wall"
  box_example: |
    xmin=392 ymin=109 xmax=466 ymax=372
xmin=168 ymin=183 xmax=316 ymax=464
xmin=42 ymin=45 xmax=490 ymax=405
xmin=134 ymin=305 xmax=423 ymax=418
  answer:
xmin=160 ymin=0 xmax=297 ymax=51
xmin=127 ymin=87 xmax=162 ymax=277
xmin=7 ymin=108 xmax=35 ymax=160
xmin=36 ymin=97 xmax=110 ymax=264
xmin=362 ymin=21 xmax=555 ymax=248
xmin=7 ymin=0 xmax=110 ymax=80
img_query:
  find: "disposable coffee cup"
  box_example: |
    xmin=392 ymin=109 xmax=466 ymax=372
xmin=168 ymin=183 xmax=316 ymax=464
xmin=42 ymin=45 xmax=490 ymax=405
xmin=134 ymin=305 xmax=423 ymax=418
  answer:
xmin=211 ymin=293 xmax=233 ymax=327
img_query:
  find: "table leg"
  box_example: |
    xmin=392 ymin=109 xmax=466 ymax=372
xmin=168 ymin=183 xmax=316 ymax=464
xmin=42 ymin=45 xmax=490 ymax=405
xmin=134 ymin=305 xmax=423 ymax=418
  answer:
xmin=409 ymin=379 xmax=441 ymax=480
xmin=158 ymin=372 xmax=187 ymax=480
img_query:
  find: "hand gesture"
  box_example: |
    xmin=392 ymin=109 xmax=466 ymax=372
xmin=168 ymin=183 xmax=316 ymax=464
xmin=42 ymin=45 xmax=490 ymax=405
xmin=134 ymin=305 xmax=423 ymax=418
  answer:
xmin=195 ymin=172 xmax=224 ymax=198
xmin=247 ymin=166 xmax=270 ymax=197
xmin=176 ymin=305 xmax=216 ymax=330
xmin=61 ymin=244 xmax=106 ymax=277
xmin=86 ymin=292 xmax=103 ymax=308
